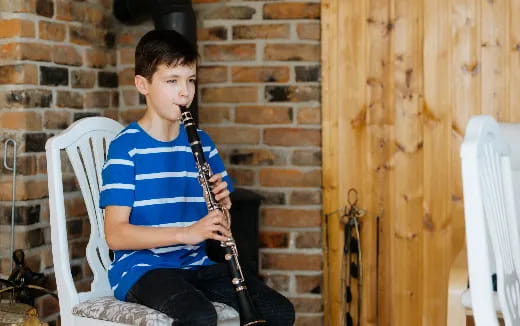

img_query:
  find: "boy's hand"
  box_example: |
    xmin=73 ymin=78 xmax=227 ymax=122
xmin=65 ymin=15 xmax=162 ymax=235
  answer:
xmin=210 ymin=173 xmax=232 ymax=209
xmin=182 ymin=210 xmax=231 ymax=245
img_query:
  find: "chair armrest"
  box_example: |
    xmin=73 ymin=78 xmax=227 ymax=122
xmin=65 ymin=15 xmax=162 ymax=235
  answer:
xmin=447 ymin=247 xmax=469 ymax=326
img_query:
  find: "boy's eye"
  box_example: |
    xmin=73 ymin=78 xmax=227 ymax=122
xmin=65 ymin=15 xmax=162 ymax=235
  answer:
xmin=167 ymin=79 xmax=177 ymax=83
xmin=189 ymin=79 xmax=196 ymax=84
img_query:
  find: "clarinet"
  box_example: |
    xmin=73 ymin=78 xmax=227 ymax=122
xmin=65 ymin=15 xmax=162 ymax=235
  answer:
xmin=179 ymin=106 xmax=268 ymax=326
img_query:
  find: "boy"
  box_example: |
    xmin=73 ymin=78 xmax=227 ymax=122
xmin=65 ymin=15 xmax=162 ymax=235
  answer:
xmin=100 ymin=30 xmax=295 ymax=325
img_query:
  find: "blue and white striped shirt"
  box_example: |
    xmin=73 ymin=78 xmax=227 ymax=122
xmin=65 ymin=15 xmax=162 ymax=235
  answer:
xmin=99 ymin=121 xmax=233 ymax=300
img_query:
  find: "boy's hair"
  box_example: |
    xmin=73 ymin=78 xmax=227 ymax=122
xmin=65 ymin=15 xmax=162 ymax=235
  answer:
xmin=135 ymin=30 xmax=198 ymax=81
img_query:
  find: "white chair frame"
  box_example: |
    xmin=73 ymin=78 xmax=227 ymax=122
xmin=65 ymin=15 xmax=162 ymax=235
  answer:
xmin=448 ymin=115 xmax=520 ymax=326
xmin=46 ymin=117 xmax=239 ymax=326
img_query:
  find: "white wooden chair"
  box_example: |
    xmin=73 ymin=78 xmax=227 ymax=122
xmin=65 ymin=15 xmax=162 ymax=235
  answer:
xmin=45 ymin=117 xmax=240 ymax=326
xmin=448 ymin=115 xmax=520 ymax=326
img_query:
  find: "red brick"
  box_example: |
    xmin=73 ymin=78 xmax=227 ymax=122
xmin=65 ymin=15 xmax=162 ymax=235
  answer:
xmin=0 ymin=89 xmax=52 ymax=108
xmin=122 ymin=89 xmax=138 ymax=106
xmin=295 ymin=231 xmax=321 ymax=248
xmin=119 ymin=47 xmax=134 ymax=65
xmin=292 ymin=149 xmax=321 ymax=166
xmin=228 ymin=148 xmax=285 ymax=166
xmin=261 ymin=208 xmax=321 ymax=228
xmin=0 ymin=111 xmax=42 ymax=131
xmin=198 ymin=105 xmax=231 ymax=123
xmin=57 ymin=1 xmax=103 ymax=25
xmin=0 ymin=64 xmax=38 ymax=85
xmin=53 ymin=45 xmax=82 ymax=66
xmin=231 ymin=66 xmax=289 ymax=83
xmin=290 ymin=190 xmax=321 ymax=205
xmin=55 ymin=0 xmax=75 ymax=21
xmin=203 ymin=44 xmax=256 ymax=61
xmin=259 ymin=168 xmax=321 ymax=187
xmin=0 ymin=0 xmax=36 ymax=13
xmin=203 ymin=6 xmax=255 ymax=20
xmin=295 ymin=274 xmax=322 ymax=294
xmin=69 ymin=26 xmax=105 ymax=46
xmin=198 ymin=26 xmax=227 ymax=41
xmin=85 ymin=91 xmax=110 ymax=108
xmin=0 ymin=177 xmax=48 ymax=200
xmin=204 ymin=126 xmax=260 ymax=144
xmin=104 ymin=109 xmax=119 ymax=121
xmin=37 ymin=153 xmax=47 ymax=174
xmin=198 ymin=66 xmax=228 ymax=84
xmin=233 ymin=24 xmax=289 ymax=39
xmin=290 ymin=297 xmax=323 ymax=313
xmin=265 ymin=44 xmax=320 ymax=61
xmin=71 ymin=70 xmax=96 ymax=88
xmin=98 ymin=51 xmax=119 ymax=69
xmin=261 ymin=253 xmax=322 ymax=271
xmin=259 ymin=231 xmax=289 ymax=248
xmin=117 ymin=30 xmax=146 ymax=46
xmin=235 ymin=105 xmax=292 ymax=124
xmin=0 ymin=43 xmax=52 ymax=62
xmin=227 ymin=168 xmax=255 ymax=186
xmin=39 ymin=21 xmax=66 ymax=41
xmin=264 ymin=3 xmax=320 ymax=19
xmin=57 ymin=91 xmax=83 ymax=109
xmin=266 ymin=85 xmax=320 ymax=102
xmin=297 ymin=23 xmax=320 ymax=40
xmin=85 ymin=6 xmax=106 ymax=25
xmin=0 ymin=155 xmax=37 ymax=176
xmin=118 ymin=67 xmax=135 ymax=85
xmin=297 ymin=106 xmax=321 ymax=124
xmin=263 ymin=274 xmax=289 ymax=292
xmin=0 ymin=19 xmax=35 ymax=38
xmin=201 ymin=86 xmax=257 ymax=103
xmin=120 ymin=108 xmax=145 ymax=124
xmin=44 ymin=111 xmax=71 ymax=130
xmin=264 ymin=128 xmax=321 ymax=146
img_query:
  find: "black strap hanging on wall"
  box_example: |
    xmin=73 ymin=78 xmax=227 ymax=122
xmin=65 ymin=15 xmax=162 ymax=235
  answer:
xmin=324 ymin=188 xmax=366 ymax=326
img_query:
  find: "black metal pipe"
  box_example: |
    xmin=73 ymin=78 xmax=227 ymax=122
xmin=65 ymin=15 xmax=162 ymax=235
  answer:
xmin=113 ymin=0 xmax=199 ymax=123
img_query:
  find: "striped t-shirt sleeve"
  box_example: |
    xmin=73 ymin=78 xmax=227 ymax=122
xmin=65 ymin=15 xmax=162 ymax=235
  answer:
xmin=100 ymin=141 xmax=135 ymax=208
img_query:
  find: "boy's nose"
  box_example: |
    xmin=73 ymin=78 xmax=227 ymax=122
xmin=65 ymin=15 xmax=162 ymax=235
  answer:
xmin=179 ymin=84 xmax=188 ymax=97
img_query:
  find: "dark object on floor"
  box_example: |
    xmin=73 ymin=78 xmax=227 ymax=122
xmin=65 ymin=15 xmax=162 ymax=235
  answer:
xmin=0 ymin=249 xmax=58 ymax=306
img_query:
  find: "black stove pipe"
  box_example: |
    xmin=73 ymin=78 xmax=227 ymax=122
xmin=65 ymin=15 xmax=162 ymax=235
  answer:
xmin=113 ymin=0 xmax=199 ymax=123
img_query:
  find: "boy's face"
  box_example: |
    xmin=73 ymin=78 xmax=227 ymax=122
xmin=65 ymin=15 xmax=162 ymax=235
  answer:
xmin=135 ymin=63 xmax=196 ymax=122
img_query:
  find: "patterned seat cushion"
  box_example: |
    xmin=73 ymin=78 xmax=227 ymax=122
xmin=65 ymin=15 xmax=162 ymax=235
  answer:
xmin=72 ymin=296 xmax=239 ymax=326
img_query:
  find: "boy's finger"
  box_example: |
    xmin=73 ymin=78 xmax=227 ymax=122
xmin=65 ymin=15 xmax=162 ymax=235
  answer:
xmin=209 ymin=174 xmax=222 ymax=182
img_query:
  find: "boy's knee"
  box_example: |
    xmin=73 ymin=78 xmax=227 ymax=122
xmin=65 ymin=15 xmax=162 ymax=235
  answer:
xmin=161 ymin=292 xmax=217 ymax=326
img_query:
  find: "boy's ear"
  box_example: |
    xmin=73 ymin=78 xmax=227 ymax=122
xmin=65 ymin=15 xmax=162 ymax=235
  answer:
xmin=135 ymin=75 xmax=149 ymax=95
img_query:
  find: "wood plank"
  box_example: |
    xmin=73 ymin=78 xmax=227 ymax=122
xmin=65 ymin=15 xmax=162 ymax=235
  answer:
xmin=509 ymin=0 xmax=520 ymax=122
xmin=320 ymin=0 xmax=340 ymax=325
xmin=450 ymin=0 xmax=481 ymax=275
xmin=422 ymin=0 xmax=452 ymax=324
xmin=366 ymin=0 xmax=393 ymax=325
xmin=337 ymin=0 xmax=368 ymax=325
xmin=391 ymin=0 xmax=424 ymax=324
xmin=481 ymin=0 xmax=509 ymax=119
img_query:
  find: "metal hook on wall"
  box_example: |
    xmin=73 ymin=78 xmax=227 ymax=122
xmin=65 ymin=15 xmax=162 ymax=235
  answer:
xmin=3 ymin=139 xmax=17 ymax=273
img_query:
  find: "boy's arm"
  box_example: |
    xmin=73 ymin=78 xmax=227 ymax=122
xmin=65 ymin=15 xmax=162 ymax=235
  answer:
xmin=104 ymin=205 xmax=231 ymax=250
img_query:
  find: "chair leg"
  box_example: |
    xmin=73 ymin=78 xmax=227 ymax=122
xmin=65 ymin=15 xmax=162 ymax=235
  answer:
xmin=447 ymin=248 xmax=468 ymax=326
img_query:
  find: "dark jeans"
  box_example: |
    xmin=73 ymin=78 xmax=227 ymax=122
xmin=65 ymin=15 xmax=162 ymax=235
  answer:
xmin=126 ymin=263 xmax=295 ymax=326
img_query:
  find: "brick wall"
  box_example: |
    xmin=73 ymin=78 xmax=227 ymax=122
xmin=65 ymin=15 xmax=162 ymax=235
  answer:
xmin=0 ymin=0 xmax=117 ymax=324
xmin=0 ymin=0 xmax=322 ymax=325
xmin=194 ymin=2 xmax=323 ymax=325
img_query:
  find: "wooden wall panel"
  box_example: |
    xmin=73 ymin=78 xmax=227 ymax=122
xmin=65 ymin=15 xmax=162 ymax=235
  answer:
xmin=321 ymin=0 xmax=520 ymax=325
